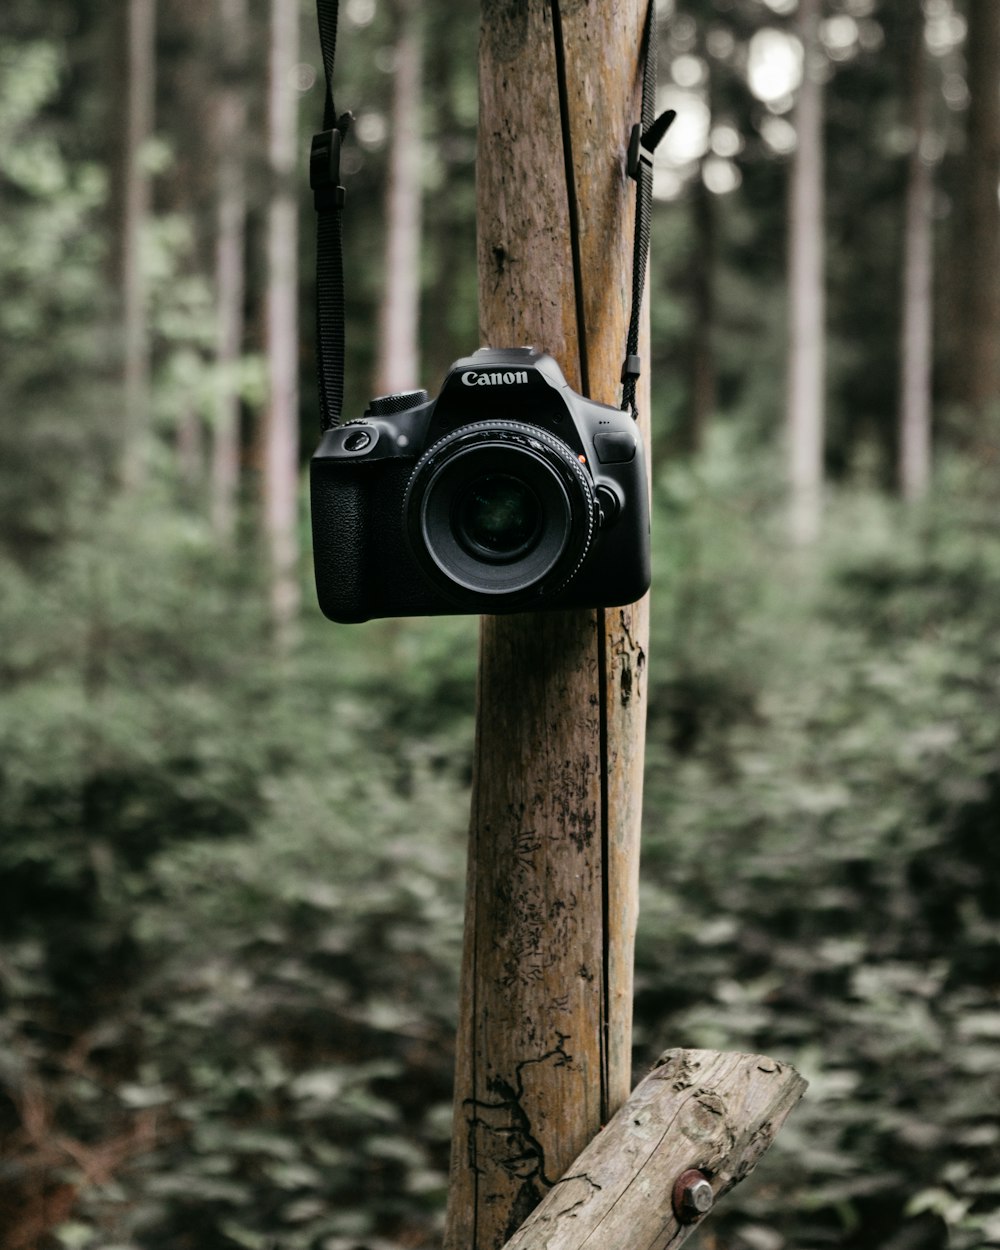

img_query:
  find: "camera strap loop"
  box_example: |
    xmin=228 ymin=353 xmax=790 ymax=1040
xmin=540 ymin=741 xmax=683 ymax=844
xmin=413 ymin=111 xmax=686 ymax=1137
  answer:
xmin=621 ymin=1 xmax=675 ymax=420
xmin=311 ymin=0 xmax=672 ymax=430
xmin=313 ymin=0 xmax=350 ymax=430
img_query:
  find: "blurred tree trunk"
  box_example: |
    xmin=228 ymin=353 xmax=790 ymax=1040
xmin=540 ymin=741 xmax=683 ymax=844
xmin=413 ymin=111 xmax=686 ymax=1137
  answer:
xmin=177 ymin=399 xmax=205 ymax=491
xmin=121 ymin=0 xmax=156 ymax=488
xmin=690 ymin=166 xmax=715 ymax=455
xmin=263 ymin=0 xmax=300 ymax=639
xmin=954 ymin=0 xmax=1000 ymax=429
xmin=415 ymin=5 xmax=478 ymax=385
xmin=688 ymin=27 xmax=717 ymax=457
xmin=375 ymin=0 xmax=424 ymax=395
xmin=898 ymin=7 xmax=933 ymax=502
xmin=211 ymin=0 xmax=249 ymax=540
xmin=786 ymin=0 xmax=825 ymax=545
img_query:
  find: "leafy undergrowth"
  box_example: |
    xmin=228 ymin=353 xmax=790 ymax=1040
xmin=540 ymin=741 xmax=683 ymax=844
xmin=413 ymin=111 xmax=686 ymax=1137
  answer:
xmin=639 ymin=455 xmax=1000 ymax=1250
xmin=2 ymin=457 xmax=999 ymax=1249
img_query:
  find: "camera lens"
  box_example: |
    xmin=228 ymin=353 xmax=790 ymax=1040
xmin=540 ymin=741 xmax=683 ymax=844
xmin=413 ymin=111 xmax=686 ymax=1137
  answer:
xmin=404 ymin=421 xmax=597 ymax=606
xmin=455 ymin=474 xmax=541 ymax=560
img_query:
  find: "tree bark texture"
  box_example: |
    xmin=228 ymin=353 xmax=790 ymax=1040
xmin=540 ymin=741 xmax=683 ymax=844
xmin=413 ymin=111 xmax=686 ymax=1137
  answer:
xmin=444 ymin=3 xmax=650 ymax=1246
xmin=501 ymin=1048 xmax=807 ymax=1250
xmin=898 ymin=7 xmax=933 ymax=503
xmin=376 ymin=0 xmax=424 ymax=396
xmin=786 ymin=0 xmax=825 ymax=545
xmin=264 ymin=0 xmax=301 ymax=637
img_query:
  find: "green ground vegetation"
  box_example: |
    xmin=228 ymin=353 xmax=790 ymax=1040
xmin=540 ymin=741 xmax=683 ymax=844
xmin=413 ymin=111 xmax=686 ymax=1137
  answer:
xmin=2 ymin=452 xmax=999 ymax=1249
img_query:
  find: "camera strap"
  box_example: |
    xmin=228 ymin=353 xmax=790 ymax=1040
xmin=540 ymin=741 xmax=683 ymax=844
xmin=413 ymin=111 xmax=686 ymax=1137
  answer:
xmin=310 ymin=0 xmax=351 ymax=431
xmin=622 ymin=7 xmax=675 ymax=419
xmin=309 ymin=0 xmax=673 ymax=431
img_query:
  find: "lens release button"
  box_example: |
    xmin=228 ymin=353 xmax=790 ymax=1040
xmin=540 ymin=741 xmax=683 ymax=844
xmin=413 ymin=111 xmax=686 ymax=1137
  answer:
xmin=596 ymin=484 xmax=621 ymax=526
xmin=594 ymin=431 xmax=636 ymax=464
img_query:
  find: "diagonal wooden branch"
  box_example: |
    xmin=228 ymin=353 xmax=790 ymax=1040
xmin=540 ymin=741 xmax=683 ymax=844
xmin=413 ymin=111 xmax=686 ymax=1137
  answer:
xmin=501 ymin=1048 xmax=807 ymax=1250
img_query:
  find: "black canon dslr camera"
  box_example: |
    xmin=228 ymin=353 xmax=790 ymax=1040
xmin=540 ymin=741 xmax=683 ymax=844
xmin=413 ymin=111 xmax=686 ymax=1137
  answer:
xmin=310 ymin=347 xmax=650 ymax=623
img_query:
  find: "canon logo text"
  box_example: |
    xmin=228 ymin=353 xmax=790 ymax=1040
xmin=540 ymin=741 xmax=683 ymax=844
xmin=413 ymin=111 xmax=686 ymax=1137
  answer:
xmin=461 ymin=370 xmax=529 ymax=387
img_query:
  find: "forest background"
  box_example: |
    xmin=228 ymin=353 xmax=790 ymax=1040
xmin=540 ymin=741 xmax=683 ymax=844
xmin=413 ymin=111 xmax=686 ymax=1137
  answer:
xmin=1 ymin=0 xmax=999 ymax=1248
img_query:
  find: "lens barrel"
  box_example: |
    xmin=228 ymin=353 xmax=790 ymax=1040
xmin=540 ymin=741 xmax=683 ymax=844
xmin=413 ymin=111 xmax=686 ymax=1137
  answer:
xmin=404 ymin=421 xmax=597 ymax=605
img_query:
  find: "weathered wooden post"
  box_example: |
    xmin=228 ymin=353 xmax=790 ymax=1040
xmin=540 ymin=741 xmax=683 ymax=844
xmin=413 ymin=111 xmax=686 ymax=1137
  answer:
xmin=444 ymin=4 xmax=806 ymax=1248
xmin=444 ymin=2 xmax=653 ymax=1245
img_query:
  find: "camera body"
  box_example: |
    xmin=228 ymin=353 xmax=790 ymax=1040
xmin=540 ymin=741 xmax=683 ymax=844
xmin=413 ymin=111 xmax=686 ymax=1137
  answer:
xmin=310 ymin=347 xmax=650 ymax=622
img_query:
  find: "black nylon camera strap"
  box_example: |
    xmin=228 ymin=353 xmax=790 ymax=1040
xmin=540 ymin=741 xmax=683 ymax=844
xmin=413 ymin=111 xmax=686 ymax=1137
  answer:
xmin=309 ymin=0 xmax=672 ymax=431
xmin=311 ymin=0 xmax=350 ymax=431
xmin=622 ymin=6 xmax=675 ymax=419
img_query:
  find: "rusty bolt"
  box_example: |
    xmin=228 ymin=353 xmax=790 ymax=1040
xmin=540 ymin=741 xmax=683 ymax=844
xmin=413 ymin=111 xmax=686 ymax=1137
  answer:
xmin=673 ymin=1168 xmax=714 ymax=1223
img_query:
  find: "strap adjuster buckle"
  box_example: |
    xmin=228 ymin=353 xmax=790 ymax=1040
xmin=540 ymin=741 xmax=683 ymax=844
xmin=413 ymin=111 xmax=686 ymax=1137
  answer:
xmin=310 ymin=128 xmax=346 ymax=213
xmin=621 ymin=353 xmax=641 ymax=384
xmin=626 ymin=109 xmax=677 ymax=181
xmin=627 ymin=124 xmax=652 ymax=181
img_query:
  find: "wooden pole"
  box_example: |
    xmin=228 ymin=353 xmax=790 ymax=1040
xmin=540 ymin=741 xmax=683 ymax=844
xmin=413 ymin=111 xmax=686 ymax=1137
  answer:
xmin=444 ymin=3 xmax=650 ymax=1246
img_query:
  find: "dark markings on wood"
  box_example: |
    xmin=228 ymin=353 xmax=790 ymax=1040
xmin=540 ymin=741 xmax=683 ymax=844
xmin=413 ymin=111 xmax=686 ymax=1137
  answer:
xmin=463 ymin=1035 xmax=575 ymax=1236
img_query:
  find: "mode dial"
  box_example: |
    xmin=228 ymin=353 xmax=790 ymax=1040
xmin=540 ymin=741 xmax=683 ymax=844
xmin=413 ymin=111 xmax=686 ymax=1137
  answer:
xmin=365 ymin=389 xmax=429 ymax=417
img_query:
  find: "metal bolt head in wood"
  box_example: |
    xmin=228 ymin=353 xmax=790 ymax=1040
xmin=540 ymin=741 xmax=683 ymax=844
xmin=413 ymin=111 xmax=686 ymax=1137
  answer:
xmin=673 ymin=1169 xmax=715 ymax=1223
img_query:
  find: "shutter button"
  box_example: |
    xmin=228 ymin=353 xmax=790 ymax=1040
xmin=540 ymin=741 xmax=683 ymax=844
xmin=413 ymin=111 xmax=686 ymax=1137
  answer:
xmin=342 ymin=428 xmax=373 ymax=452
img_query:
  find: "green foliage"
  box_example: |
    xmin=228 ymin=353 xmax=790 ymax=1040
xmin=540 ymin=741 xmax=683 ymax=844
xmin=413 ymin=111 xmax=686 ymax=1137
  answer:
xmin=0 ymin=493 xmax=474 ymax=1247
xmin=0 ymin=38 xmax=108 ymax=379
xmin=0 ymin=36 xmax=119 ymax=552
xmin=638 ymin=447 xmax=1000 ymax=1250
xmin=3 ymin=450 xmax=999 ymax=1248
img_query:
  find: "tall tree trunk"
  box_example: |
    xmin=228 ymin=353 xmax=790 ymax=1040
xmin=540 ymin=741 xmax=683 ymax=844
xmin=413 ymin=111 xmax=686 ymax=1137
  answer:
xmin=121 ymin=0 xmax=156 ymax=488
xmin=688 ymin=33 xmax=717 ymax=458
xmin=898 ymin=8 xmax=934 ymax=502
xmin=955 ymin=0 xmax=1000 ymax=429
xmin=177 ymin=400 xmax=205 ymax=491
xmin=786 ymin=0 xmax=825 ymax=545
xmin=444 ymin=2 xmax=650 ymax=1245
xmin=263 ymin=0 xmax=301 ymax=638
xmin=375 ymin=0 xmax=424 ymax=396
xmin=690 ymin=166 xmax=715 ymax=455
xmin=212 ymin=0 xmax=249 ymax=540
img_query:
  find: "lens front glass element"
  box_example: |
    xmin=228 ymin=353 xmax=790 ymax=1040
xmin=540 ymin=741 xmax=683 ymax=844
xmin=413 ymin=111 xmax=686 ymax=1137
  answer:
xmin=405 ymin=423 xmax=596 ymax=604
xmin=456 ymin=474 xmax=541 ymax=561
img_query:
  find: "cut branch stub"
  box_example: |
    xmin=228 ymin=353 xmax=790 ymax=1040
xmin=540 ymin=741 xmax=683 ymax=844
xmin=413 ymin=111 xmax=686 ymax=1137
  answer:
xmin=500 ymin=1048 xmax=808 ymax=1250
